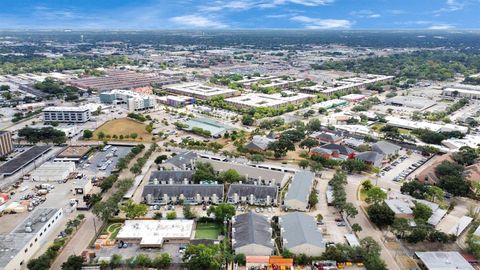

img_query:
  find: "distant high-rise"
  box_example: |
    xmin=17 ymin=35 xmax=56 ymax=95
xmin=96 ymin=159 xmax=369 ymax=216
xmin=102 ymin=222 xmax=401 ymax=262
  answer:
xmin=80 ymin=34 xmax=84 ymax=42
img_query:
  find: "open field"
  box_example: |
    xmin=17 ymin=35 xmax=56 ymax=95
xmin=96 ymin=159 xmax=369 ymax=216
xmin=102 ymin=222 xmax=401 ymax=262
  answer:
xmin=195 ymin=222 xmax=221 ymax=239
xmin=93 ymin=118 xmax=153 ymax=142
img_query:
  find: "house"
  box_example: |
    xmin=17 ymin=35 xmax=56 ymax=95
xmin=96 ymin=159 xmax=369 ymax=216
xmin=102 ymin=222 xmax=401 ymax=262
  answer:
xmin=245 ymin=135 xmax=275 ymax=152
xmin=227 ymin=184 xmax=278 ymax=206
xmin=415 ymin=252 xmax=474 ymax=270
xmin=279 ymin=212 xmax=325 ymax=256
xmin=310 ymin=144 xmax=355 ymax=160
xmin=464 ymin=160 xmax=480 ymax=185
xmin=309 ymin=132 xmax=343 ymax=145
xmin=199 ymin=158 xmax=290 ymax=187
xmin=372 ymin=141 xmax=401 ymax=157
xmin=232 ymin=212 xmax=275 ymax=256
xmin=161 ymin=151 xmax=198 ymax=170
xmin=142 ymin=184 xmax=224 ymax=205
xmin=149 ymin=170 xmax=194 ymax=185
xmin=384 ymin=199 xmax=414 ymax=219
xmin=356 ymin=151 xmax=384 ymax=167
xmin=416 ymin=154 xmax=454 ymax=184
xmin=283 ymin=170 xmax=314 ymax=211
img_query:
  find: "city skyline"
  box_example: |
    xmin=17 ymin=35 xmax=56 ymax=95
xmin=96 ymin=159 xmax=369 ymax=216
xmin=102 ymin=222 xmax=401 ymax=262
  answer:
xmin=1 ymin=0 xmax=480 ymax=30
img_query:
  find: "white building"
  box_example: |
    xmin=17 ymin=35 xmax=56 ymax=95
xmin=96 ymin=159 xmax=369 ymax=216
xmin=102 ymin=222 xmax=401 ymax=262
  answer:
xmin=0 ymin=208 xmax=64 ymax=270
xmin=30 ymin=162 xmax=75 ymax=182
xmin=116 ymin=219 xmax=194 ymax=247
xmin=225 ymin=91 xmax=315 ymax=109
xmin=43 ymin=106 xmax=90 ymax=123
xmin=99 ymin=89 xmax=156 ymax=111
xmin=165 ymin=82 xmax=239 ymax=100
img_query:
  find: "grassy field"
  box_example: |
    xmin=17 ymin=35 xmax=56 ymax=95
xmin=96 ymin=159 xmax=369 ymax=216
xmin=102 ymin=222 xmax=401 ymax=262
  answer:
xmin=93 ymin=118 xmax=153 ymax=142
xmin=195 ymin=222 xmax=221 ymax=239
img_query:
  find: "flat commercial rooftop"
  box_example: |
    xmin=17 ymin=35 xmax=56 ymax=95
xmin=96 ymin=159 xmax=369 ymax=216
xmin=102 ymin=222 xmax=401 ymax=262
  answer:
xmin=116 ymin=219 xmax=194 ymax=247
xmin=225 ymin=91 xmax=314 ymax=108
xmin=57 ymin=145 xmax=91 ymax=158
xmin=0 ymin=146 xmax=51 ymax=176
xmin=165 ymin=82 xmax=239 ymax=99
xmin=415 ymin=251 xmax=474 ymax=270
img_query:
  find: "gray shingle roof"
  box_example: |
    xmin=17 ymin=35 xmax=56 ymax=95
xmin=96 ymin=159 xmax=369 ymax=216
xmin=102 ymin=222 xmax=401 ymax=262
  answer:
xmin=372 ymin=141 xmax=400 ymax=156
xmin=149 ymin=170 xmax=194 ymax=184
xmin=164 ymin=151 xmax=197 ymax=169
xmin=233 ymin=212 xmax=274 ymax=250
xmin=356 ymin=151 xmax=384 ymax=164
xmin=227 ymin=184 xmax=278 ymax=200
xmin=284 ymin=170 xmax=314 ymax=205
xmin=280 ymin=212 xmax=324 ymax=250
xmin=142 ymin=184 xmax=224 ymax=199
xmin=312 ymin=143 xmax=354 ymax=156
xmin=245 ymin=136 xmax=275 ymax=151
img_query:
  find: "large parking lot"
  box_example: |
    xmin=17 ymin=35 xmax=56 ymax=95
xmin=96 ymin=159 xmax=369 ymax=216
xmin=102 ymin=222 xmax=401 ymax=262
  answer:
xmin=78 ymin=145 xmax=132 ymax=177
xmin=379 ymin=151 xmax=429 ymax=183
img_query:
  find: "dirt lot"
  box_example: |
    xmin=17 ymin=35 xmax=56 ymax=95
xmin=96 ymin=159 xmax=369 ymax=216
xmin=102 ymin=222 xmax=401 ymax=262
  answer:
xmin=93 ymin=118 xmax=153 ymax=142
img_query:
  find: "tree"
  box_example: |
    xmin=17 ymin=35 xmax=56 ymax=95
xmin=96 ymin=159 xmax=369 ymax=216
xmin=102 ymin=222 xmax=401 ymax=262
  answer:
xmin=155 ymin=154 xmax=168 ymax=164
xmin=392 ymin=218 xmax=410 ymax=238
xmin=344 ymin=202 xmax=358 ymax=218
xmin=361 ymin=179 xmax=373 ymax=191
xmin=299 ymin=138 xmax=319 ymax=153
xmin=453 ymin=146 xmax=478 ymax=165
xmin=109 ymin=254 xmax=123 ymax=270
xmin=268 ymin=138 xmax=295 ymax=158
xmin=207 ymin=203 xmax=236 ymax=223
xmin=413 ymin=202 xmax=433 ymax=222
xmin=367 ymin=203 xmax=395 ymax=228
xmin=136 ymin=254 xmax=152 ymax=269
xmin=343 ymin=159 xmax=369 ymax=173
xmin=166 ymin=211 xmax=177 ymax=219
xmin=183 ymin=204 xmax=197 ymax=219
xmin=248 ymin=154 xmax=264 ymax=163
xmin=309 ymin=190 xmax=319 ymax=208
xmin=365 ymin=187 xmax=387 ymax=205
xmin=183 ymin=244 xmax=221 ymax=270
xmin=152 ymin=253 xmax=172 ymax=269
xmin=298 ymin=159 xmax=310 ymax=169
xmin=306 ymin=118 xmax=322 ymax=132
xmin=97 ymin=131 xmax=105 ymax=140
xmin=426 ymin=186 xmax=444 ymax=204
xmin=131 ymin=133 xmax=138 ymax=139
xmin=316 ymin=213 xmax=324 ymax=221
xmin=241 ymin=114 xmax=254 ymax=126
xmin=193 ymin=162 xmax=217 ymax=183
xmin=145 ymin=123 xmax=154 ymax=134
xmin=61 ymin=255 xmax=84 ymax=270
xmin=234 ymin=253 xmax=246 ymax=266
xmin=218 ymin=169 xmax=244 ymax=183
xmin=406 ymin=227 xmax=429 ymax=243
xmin=352 ymin=223 xmax=362 ymax=233
xmin=0 ymin=84 xmax=10 ymax=91
xmin=82 ymin=129 xmax=93 ymax=139
xmin=120 ymin=199 xmax=148 ymax=219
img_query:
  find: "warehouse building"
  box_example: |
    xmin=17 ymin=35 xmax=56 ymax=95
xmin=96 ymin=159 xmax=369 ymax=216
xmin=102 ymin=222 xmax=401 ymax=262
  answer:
xmin=0 ymin=146 xmax=52 ymax=178
xmin=385 ymin=96 xmax=437 ymax=110
xmin=183 ymin=118 xmax=235 ymax=138
xmin=30 ymin=162 xmax=75 ymax=182
xmin=227 ymin=184 xmax=278 ymax=206
xmin=99 ymin=89 xmax=156 ymax=111
xmin=0 ymin=208 xmax=64 ymax=270
xmin=165 ymin=82 xmax=239 ymax=100
xmin=0 ymin=131 xmax=13 ymax=157
xmin=283 ymin=170 xmax=315 ymax=211
xmin=232 ymin=212 xmax=274 ymax=256
xmin=43 ymin=106 xmax=90 ymax=123
xmin=279 ymin=212 xmax=325 ymax=256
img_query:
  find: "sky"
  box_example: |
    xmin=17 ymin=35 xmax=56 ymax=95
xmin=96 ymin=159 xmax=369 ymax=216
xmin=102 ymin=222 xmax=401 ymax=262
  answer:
xmin=0 ymin=0 xmax=479 ymax=30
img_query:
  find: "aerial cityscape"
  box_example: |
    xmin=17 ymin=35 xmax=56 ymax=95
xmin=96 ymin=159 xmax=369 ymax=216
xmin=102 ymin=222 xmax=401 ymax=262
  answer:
xmin=1 ymin=1 xmax=480 ymax=270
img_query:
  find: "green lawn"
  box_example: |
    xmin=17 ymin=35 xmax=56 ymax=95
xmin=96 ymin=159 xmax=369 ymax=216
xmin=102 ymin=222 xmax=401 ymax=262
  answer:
xmin=195 ymin=223 xmax=221 ymax=240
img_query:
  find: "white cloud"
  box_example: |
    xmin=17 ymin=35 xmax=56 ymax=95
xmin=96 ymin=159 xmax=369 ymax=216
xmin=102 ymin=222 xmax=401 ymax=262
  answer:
xmin=428 ymin=24 xmax=455 ymax=30
xmin=291 ymin=15 xmax=352 ymax=29
xmin=434 ymin=0 xmax=465 ymax=13
xmin=170 ymin=15 xmax=227 ymax=28
xmin=201 ymin=0 xmax=335 ymax=11
xmin=351 ymin=10 xmax=381 ymax=19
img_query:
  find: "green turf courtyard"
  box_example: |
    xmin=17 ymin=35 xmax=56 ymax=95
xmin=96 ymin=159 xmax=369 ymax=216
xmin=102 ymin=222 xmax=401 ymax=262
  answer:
xmin=195 ymin=222 xmax=221 ymax=239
